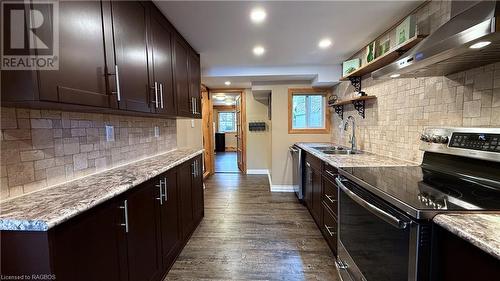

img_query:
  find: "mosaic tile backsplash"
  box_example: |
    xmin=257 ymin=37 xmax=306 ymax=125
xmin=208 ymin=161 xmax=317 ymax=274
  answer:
xmin=332 ymin=63 xmax=500 ymax=163
xmin=0 ymin=108 xmax=176 ymax=199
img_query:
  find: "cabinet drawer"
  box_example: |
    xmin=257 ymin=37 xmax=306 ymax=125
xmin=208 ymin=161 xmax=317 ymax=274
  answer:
xmin=323 ymin=163 xmax=338 ymax=182
xmin=305 ymin=152 xmax=322 ymax=171
xmin=322 ymin=202 xmax=338 ymax=255
xmin=322 ymin=177 xmax=338 ymax=216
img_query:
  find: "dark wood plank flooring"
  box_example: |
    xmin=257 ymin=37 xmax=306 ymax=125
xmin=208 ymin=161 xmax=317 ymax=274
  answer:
xmin=165 ymin=173 xmax=339 ymax=281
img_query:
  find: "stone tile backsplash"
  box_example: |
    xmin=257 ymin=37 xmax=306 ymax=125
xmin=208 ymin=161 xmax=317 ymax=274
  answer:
xmin=331 ymin=63 xmax=500 ymax=163
xmin=1 ymin=108 xmax=176 ymax=199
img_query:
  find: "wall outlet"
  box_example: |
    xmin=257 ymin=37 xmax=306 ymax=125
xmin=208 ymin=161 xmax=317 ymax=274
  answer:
xmin=105 ymin=125 xmax=115 ymax=142
xmin=154 ymin=126 xmax=160 ymax=137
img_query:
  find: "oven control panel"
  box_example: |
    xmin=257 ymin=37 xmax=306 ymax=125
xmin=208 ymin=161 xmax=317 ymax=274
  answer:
xmin=449 ymin=133 xmax=500 ymax=152
xmin=419 ymin=127 xmax=500 ymax=162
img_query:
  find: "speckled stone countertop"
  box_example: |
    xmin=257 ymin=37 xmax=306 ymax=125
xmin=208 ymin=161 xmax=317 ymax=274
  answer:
xmin=433 ymin=213 xmax=500 ymax=260
xmin=0 ymin=148 xmax=202 ymax=231
xmin=296 ymin=142 xmax=417 ymax=167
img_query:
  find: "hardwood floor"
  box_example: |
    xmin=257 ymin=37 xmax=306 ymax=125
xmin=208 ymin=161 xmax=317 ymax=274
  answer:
xmin=165 ymin=173 xmax=339 ymax=281
xmin=215 ymin=151 xmax=239 ymax=173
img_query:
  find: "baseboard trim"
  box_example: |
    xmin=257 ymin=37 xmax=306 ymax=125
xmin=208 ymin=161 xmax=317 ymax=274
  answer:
xmin=270 ymin=185 xmax=295 ymax=192
xmin=246 ymin=169 xmax=269 ymax=175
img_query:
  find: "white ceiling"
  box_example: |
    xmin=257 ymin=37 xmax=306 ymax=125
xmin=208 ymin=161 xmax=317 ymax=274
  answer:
xmin=211 ymin=92 xmax=240 ymax=106
xmin=154 ymin=1 xmax=422 ymax=87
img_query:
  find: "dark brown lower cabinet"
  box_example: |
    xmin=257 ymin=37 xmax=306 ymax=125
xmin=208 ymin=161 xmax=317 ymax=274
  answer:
xmin=0 ymin=156 xmax=204 ymax=281
xmin=304 ymin=152 xmax=338 ymax=256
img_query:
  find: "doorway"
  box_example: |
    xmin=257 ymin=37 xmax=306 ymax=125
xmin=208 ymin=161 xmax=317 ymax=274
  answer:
xmin=202 ymin=89 xmax=246 ymax=175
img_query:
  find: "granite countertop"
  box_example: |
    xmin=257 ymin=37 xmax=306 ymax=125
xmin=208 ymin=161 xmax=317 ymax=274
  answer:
xmin=0 ymin=148 xmax=203 ymax=231
xmin=296 ymin=142 xmax=417 ymax=167
xmin=433 ymin=213 xmax=500 ymax=260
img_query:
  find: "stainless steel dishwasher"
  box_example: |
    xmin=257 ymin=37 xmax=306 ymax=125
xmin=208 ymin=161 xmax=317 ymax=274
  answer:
xmin=289 ymin=145 xmax=304 ymax=202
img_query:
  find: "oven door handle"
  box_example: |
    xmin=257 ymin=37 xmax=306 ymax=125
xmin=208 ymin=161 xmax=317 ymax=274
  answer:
xmin=336 ymin=177 xmax=410 ymax=230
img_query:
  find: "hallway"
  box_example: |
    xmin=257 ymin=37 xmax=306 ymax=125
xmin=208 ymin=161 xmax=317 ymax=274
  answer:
xmin=164 ymin=173 xmax=339 ymax=281
xmin=215 ymin=151 xmax=239 ymax=173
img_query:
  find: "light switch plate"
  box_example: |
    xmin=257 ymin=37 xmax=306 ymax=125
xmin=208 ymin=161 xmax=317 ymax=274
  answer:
xmin=191 ymin=119 xmax=195 ymax=128
xmin=105 ymin=125 xmax=115 ymax=142
xmin=154 ymin=126 xmax=160 ymax=137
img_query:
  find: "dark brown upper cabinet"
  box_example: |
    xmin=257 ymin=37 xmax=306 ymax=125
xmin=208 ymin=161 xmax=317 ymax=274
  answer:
xmin=173 ymin=36 xmax=191 ymax=117
xmin=148 ymin=6 xmax=176 ymax=116
xmin=110 ymin=1 xmax=151 ymax=113
xmin=0 ymin=1 xmax=201 ymax=119
xmin=188 ymin=52 xmax=202 ymax=118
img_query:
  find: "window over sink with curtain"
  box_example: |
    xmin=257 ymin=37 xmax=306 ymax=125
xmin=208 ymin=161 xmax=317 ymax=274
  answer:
xmin=288 ymin=88 xmax=330 ymax=134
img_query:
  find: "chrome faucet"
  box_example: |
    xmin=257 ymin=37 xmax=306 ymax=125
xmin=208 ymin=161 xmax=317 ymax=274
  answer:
xmin=344 ymin=116 xmax=356 ymax=151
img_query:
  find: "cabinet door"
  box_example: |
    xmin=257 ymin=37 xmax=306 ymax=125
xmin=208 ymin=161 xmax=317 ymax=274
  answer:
xmin=110 ymin=1 xmax=151 ymax=112
xmin=173 ymin=37 xmax=191 ymax=117
xmin=312 ymin=167 xmax=322 ymax=223
xmin=52 ymin=198 xmax=126 ymax=281
xmin=38 ymin=1 xmax=111 ymax=107
xmin=158 ymin=169 xmax=181 ymax=270
xmin=123 ymin=182 xmax=162 ymax=281
xmin=304 ymin=162 xmax=313 ymax=209
xmin=149 ymin=7 xmax=175 ymax=116
xmin=192 ymin=156 xmax=204 ymax=222
xmin=188 ymin=52 xmax=201 ymax=118
xmin=178 ymin=159 xmax=194 ymax=239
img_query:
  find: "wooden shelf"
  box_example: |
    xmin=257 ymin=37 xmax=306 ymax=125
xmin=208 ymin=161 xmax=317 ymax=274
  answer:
xmin=330 ymin=95 xmax=376 ymax=106
xmin=340 ymin=35 xmax=427 ymax=81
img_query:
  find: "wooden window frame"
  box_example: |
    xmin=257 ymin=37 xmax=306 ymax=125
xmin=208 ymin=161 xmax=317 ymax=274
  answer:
xmin=288 ymin=88 xmax=331 ymax=134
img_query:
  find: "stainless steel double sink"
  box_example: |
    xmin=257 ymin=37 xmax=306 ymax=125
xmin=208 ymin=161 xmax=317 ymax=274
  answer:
xmin=311 ymin=146 xmax=362 ymax=155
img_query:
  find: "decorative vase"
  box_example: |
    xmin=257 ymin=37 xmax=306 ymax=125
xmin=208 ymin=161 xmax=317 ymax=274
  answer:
xmin=366 ymin=42 xmax=374 ymax=63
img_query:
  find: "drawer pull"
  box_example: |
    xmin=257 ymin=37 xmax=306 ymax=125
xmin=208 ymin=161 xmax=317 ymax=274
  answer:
xmin=325 ymin=194 xmax=337 ymax=203
xmin=325 ymin=170 xmax=337 ymax=178
xmin=324 ymin=224 xmax=336 ymax=237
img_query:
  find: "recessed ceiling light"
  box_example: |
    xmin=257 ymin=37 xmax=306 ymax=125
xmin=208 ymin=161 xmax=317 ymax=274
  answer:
xmin=318 ymin=38 xmax=332 ymax=49
xmin=469 ymin=41 xmax=491 ymax=49
xmin=390 ymin=73 xmax=401 ymax=78
xmin=253 ymin=46 xmax=265 ymax=56
xmin=214 ymin=94 xmax=226 ymax=101
xmin=224 ymin=81 xmax=231 ymax=86
xmin=250 ymin=8 xmax=266 ymax=24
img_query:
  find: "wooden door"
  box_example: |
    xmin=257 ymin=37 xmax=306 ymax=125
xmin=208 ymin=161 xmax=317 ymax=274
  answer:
xmin=188 ymin=52 xmax=201 ymax=118
xmin=149 ymin=7 xmax=175 ymax=116
xmin=173 ymin=37 xmax=191 ymax=117
xmin=178 ymin=159 xmax=194 ymax=239
xmin=159 ymin=169 xmax=181 ymax=271
xmin=201 ymin=88 xmax=214 ymax=177
xmin=110 ymin=1 xmax=151 ymax=112
xmin=192 ymin=156 xmax=204 ymax=222
xmin=38 ymin=1 xmax=112 ymax=107
xmin=52 ymin=198 xmax=126 ymax=281
xmin=235 ymin=92 xmax=246 ymax=173
xmin=124 ymin=182 xmax=162 ymax=281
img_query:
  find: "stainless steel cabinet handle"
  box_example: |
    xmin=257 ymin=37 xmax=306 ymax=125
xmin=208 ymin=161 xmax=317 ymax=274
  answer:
xmin=155 ymin=179 xmax=163 ymax=205
xmin=152 ymin=82 xmax=159 ymax=108
xmin=115 ymin=65 xmax=121 ymax=101
xmin=306 ymin=162 xmax=311 ymax=167
xmin=191 ymin=97 xmax=195 ymax=114
xmin=163 ymin=177 xmax=168 ymax=202
xmin=324 ymin=224 xmax=336 ymax=237
xmin=191 ymin=162 xmax=195 ymax=176
xmin=160 ymin=83 xmax=164 ymax=109
xmin=325 ymin=194 xmax=337 ymax=203
xmin=325 ymin=170 xmax=337 ymax=178
xmin=336 ymin=177 xmax=410 ymax=229
xmin=119 ymin=200 xmax=129 ymax=233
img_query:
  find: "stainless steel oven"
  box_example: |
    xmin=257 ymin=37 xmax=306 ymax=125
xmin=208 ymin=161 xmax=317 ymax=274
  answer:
xmin=335 ymin=177 xmax=432 ymax=281
xmin=289 ymin=145 xmax=304 ymax=201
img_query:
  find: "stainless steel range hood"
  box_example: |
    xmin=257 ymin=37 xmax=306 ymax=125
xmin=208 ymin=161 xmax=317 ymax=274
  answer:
xmin=372 ymin=1 xmax=500 ymax=79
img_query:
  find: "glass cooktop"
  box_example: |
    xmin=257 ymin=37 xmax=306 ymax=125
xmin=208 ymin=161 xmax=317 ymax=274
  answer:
xmin=340 ymin=165 xmax=500 ymax=213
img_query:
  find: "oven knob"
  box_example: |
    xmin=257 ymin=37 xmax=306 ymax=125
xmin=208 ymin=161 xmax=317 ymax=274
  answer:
xmin=431 ymin=135 xmax=440 ymax=143
xmin=439 ymin=136 xmax=449 ymax=144
xmin=420 ymin=134 xmax=430 ymax=142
